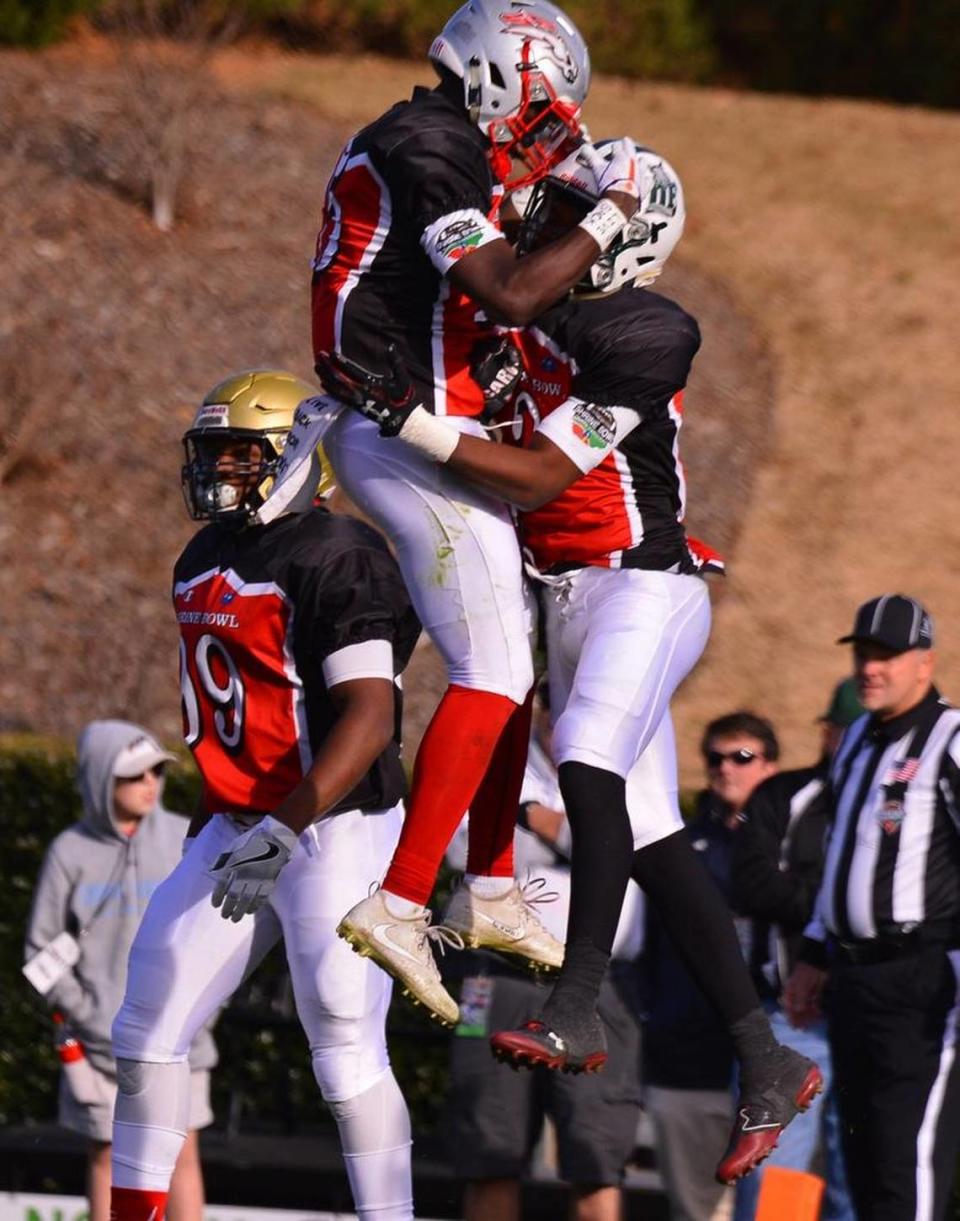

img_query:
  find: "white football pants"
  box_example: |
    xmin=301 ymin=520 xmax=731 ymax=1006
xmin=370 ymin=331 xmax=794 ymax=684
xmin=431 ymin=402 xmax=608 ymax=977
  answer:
xmin=113 ymin=805 xmax=403 ymax=1099
xmin=544 ymin=565 xmax=712 ymax=850
xmin=324 ymin=411 xmax=534 ymax=705
xmin=112 ymin=806 xmax=412 ymax=1219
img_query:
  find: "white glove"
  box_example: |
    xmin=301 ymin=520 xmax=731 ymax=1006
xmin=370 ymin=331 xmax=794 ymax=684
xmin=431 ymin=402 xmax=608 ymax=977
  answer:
xmin=579 ymin=139 xmax=641 ymax=199
xmin=549 ymin=144 xmax=601 ymax=196
xmin=210 ymin=815 xmax=299 ymax=921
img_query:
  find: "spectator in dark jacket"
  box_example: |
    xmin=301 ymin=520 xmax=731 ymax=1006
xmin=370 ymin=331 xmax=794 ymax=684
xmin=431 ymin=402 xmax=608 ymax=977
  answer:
xmin=729 ymin=681 xmax=862 ymax=1221
xmin=641 ymin=712 xmax=779 ymax=1221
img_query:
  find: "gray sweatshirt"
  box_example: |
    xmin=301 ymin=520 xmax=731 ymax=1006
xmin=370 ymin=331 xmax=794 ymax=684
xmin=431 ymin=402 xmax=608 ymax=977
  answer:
xmin=24 ymin=720 xmax=217 ymax=1076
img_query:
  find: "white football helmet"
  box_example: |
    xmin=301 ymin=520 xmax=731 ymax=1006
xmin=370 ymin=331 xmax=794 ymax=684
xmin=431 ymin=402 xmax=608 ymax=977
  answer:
xmin=429 ymin=0 xmax=590 ymax=187
xmin=518 ymin=140 xmax=686 ymax=294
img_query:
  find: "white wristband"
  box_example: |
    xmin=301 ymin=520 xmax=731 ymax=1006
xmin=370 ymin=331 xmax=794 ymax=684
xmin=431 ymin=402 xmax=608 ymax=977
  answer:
xmin=397 ymin=405 xmax=460 ymax=463
xmin=578 ymin=198 xmax=628 ymax=252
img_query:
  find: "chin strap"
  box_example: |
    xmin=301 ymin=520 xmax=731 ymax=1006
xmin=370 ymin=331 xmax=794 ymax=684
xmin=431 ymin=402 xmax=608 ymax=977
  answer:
xmin=466 ymin=56 xmax=483 ymax=126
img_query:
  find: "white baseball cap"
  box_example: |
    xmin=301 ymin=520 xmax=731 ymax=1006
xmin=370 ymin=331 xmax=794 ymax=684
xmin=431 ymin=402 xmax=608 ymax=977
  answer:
xmin=113 ymin=733 xmax=176 ymax=779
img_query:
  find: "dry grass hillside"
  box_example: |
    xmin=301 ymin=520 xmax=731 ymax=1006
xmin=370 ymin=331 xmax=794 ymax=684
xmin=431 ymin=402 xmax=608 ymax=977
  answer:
xmin=2 ymin=38 xmax=958 ymax=785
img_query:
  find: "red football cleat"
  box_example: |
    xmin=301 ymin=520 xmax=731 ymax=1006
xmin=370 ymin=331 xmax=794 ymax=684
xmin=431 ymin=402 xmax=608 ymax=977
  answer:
xmin=490 ymin=1018 xmax=608 ymax=1075
xmin=715 ymin=1058 xmax=824 ymax=1184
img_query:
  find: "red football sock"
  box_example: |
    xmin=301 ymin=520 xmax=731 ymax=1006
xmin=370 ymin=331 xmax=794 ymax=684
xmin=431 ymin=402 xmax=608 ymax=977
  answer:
xmin=111 ymin=1188 xmax=169 ymax=1221
xmin=466 ymin=689 xmax=534 ymax=879
xmin=383 ymin=684 xmax=517 ymax=904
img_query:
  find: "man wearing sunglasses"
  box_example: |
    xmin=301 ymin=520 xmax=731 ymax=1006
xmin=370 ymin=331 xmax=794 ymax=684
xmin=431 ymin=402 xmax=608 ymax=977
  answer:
xmin=703 ymin=717 xmax=781 ymax=825
xmin=641 ymin=712 xmax=779 ymax=1221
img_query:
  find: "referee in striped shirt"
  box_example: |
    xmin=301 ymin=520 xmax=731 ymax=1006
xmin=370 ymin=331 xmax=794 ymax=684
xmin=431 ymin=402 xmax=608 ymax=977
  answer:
xmin=785 ymin=594 xmax=960 ymax=1221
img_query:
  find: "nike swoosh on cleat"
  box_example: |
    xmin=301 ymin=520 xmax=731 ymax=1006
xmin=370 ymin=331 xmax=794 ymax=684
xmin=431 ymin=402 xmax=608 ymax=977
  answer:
xmin=372 ymin=922 xmax=422 ymax=964
xmin=477 ymin=912 xmax=525 ymax=939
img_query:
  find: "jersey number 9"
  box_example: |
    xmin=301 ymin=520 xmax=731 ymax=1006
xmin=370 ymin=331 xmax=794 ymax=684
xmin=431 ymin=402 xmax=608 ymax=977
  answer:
xmin=180 ymin=635 xmax=246 ymax=754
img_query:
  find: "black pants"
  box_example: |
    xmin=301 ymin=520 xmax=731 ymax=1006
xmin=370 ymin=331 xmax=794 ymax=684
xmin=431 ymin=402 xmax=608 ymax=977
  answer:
xmin=827 ymin=944 xmax=960 ymax=1221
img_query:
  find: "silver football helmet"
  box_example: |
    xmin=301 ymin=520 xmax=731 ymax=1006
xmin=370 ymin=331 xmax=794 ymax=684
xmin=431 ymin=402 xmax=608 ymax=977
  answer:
xmin=518 ymin=140 xmax=686 ymax=294
xmin=429 ymin=0 xmax=590 ymax=187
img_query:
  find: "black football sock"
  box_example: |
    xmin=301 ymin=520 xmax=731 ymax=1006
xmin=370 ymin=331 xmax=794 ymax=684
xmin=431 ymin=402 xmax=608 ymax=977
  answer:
xmin=545 ymin=762 xmax=633 ymax=1017
xmin=540 ymin=936 xmax=608 ymax=1053
xmin=631 ymin=828 xmax=762 ymax=1028
xmin=728 ymin=1007 xmax=790 ymax=1086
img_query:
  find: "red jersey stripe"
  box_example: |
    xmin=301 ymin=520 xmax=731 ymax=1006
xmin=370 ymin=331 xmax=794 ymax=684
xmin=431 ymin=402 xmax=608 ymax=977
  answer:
xmin=312 ymin=151 xmax=392 ymax=356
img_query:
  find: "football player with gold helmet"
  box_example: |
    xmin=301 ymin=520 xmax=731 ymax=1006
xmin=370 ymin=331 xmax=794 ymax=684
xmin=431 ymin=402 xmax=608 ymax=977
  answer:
xmin=110 ymin=371 xmax=421 ymax=1221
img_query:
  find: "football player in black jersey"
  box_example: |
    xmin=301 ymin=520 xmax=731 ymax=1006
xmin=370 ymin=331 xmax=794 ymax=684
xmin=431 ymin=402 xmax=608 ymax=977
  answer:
xmin=110 ymin=372 xmax=421 ymax=1221
xmin=318 ymin=144 xmax=825 ymax=1186
xmin=273 ymin=0 xmax=662 ymax=1030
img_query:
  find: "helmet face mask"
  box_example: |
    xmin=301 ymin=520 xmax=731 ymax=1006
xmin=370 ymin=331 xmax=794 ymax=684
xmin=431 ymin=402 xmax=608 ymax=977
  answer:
xmin=181 ymin=429 xmax=285 ymax=525
xmin=516 ymin=174 xmax=595 ymax=254
xmin=180 ymin=370 xmax=335 ymax=526
xmin=517 ymin=142 xmax=686 ymax=296
xmin=431 ymin=1 xmax=590 ymax=188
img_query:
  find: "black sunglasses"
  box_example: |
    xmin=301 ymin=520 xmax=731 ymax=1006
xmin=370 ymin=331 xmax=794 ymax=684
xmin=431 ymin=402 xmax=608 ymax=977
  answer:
xmin=117 ymin=763 xmax=166 ymax=783
xmin=705 ymin=748 xmax=761 ymax=769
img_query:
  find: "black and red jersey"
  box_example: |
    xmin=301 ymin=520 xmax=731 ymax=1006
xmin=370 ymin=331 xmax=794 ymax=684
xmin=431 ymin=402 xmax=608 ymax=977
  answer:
xmin=508 ymin=288 xmax=722 ymax=574
xmin=312 ymin=87 xmax=503 ymax=419
xmin=173 ymin=508 xmax=420 ymax=818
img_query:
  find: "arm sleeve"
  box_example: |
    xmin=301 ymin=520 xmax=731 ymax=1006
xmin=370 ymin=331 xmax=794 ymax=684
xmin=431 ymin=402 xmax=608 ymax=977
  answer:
xmin=534 ymin=306 xmax=699 ymax=474
xmin=420 ymin=209 xmax=505 ymax=276
xmin=536 ymin=398 xmax=642 ymax=474
xmin=24 ymin=846 xmax=93 ymax=1023
xmin=730 ymin=781 xmax=821 ymax=929
xmin=322 ymin=640 xmax=396 ymax=687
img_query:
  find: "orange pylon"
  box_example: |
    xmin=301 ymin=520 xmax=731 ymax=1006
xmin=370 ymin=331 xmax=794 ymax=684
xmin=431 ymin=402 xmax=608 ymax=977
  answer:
xmin=755 ymin=1166 xmax=825 ymax=1221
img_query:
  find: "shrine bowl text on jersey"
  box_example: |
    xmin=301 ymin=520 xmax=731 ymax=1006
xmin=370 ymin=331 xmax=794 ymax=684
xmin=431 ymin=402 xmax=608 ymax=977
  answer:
xmin=174 ymin=509 xmax=420 ymax=816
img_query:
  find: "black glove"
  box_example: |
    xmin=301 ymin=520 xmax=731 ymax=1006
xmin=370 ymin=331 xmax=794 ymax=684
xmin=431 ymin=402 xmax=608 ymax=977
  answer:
xmin=471 ymin=337 xmax=524 ymax=422
xmin=315 ymin=344 xmax=420 ymax=437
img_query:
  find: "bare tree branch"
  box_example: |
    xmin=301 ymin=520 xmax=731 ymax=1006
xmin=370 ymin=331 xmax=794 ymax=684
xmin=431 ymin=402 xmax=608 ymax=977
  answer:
xmin=106 ymin=0 xmax=250 ymax=230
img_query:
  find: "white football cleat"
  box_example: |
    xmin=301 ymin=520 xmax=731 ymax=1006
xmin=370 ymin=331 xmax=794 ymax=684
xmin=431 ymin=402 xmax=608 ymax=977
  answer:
xmin=337 ymin=889 xmax=462 ymax=1027
xmin=442 ymin=877 xmax=564 ymax=973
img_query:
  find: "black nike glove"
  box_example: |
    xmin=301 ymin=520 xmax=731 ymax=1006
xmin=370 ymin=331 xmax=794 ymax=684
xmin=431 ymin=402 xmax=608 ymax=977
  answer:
xmin=471 ymin=337 xmax=524 ymax=423
xmin=315 ymin=344 xmax=420 ymax=438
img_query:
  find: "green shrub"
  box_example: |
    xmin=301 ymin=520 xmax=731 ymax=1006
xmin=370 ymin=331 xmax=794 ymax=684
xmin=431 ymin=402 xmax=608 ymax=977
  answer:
xmin=0 ymin=737 xmax=201 ymax=1124
xmin=705 ymin=0 xmax=960 ymax=108
xmin=0 ymin=736 xmax=449 ymax=1133
xmin=0 ymin=0 xmax=97 ymax=46
xmin=276 ymin=0 xmax=715 ymax=82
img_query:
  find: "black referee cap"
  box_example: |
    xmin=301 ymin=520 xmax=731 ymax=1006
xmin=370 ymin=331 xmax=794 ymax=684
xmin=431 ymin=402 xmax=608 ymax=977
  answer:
xmin=838 ymin=594 xmax=934 ymax=652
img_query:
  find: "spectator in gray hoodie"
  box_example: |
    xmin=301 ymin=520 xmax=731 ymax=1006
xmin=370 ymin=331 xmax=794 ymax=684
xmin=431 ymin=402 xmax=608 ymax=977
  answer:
xmin=24 ymin=720 xmax=217 ymax=1221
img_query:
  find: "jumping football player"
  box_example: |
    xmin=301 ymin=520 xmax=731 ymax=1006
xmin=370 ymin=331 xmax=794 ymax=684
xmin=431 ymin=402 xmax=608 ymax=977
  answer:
xmin=109 ymin=372 xmax=421 ymax=1221
xmin=266 ymin=0 xmax=651 ymax=1026
xmin=319 ymin=144 xmax=824 ymax=1185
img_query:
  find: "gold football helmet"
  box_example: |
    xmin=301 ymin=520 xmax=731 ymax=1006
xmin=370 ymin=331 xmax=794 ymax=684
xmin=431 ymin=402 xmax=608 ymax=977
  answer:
xmin=181 ymin=370 xmax=335 ymax=523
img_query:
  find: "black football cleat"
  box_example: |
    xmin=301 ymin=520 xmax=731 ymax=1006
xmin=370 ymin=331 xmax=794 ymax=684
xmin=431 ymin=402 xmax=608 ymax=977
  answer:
xmin=490 ymin=1015 xmax=608 ymax=1075
xmin=715 ymin=1050 xmax=824 ymax=1184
